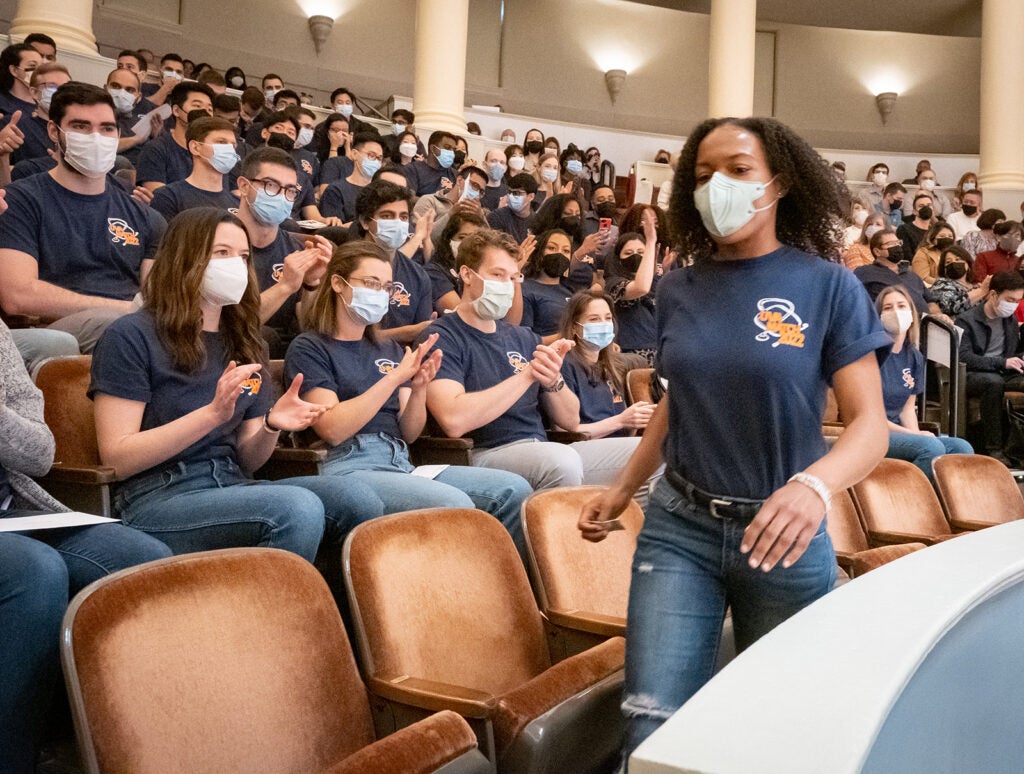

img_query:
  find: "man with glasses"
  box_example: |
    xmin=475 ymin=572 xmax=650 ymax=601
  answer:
xmin=235 ymin=147 xmax=331 ymax=357
xmin=854 ymin=228 xmax=933 ymax=314
xmin=487 ymin=172 xmax=538 ymax=245
xmin=415 ymin=164 xmax=488 ymax=242
xmin=320 ymin=133 xmax=385 ymax=225
xmin=151 ymin=116 xmax=240 ymax=222
xmin=0 ymin=82 xmax=166 ymax=355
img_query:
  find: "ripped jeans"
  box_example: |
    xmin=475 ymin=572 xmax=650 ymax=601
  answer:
xmin=622 ymin=477 xmax=836 ymax=765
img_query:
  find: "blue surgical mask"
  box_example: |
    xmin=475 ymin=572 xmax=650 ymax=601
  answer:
xmin=541 ymin=167 xmax=558 ymax=183
xmin=36 ymin=84 xmax=57 ymax=114
xmin=249 ymin=186 xmax=293 ymax=226
xmin=392 ymin=123 xmax=406 ymax=136
xmin=460 ymin=182 xmax=481 ymax=202
xmin=342 ymin=279 xmax=390 ymax=325
xmin=566 ymin=159 xmax=584 ymax=176
xmin=436 ymin=147 xmax=455 ymax=169
xmin=581 ymin=321 xmax=615 ymax=350
xmin=204 ymin=143 xmax=240 ymax=174
xmin=374 ymin=218 xmax=409 ymax=250
xmin=488 ymin=162 xmax=506 ymax=182
xmin=507 ymin=193 xmax=526 ymax=212
xmin=335 ymin=103 xmax=354 ymax=118
xmin=360 ymin=156 xmax=382 ymax=178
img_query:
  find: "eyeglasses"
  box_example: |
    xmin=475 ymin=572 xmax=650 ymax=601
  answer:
xmin=361 ymin=150 xmax=384 ymax=162
xmin=250 ymin=177 xmax=301 ymax=202
xmin=346 ymin=276 xmax=395 ymax=293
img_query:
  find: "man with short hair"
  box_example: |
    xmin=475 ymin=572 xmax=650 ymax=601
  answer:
xmin=582 ymin=184 xmax=619 ymax=271
xmin=151 ymin=116 xmax=240 ymax=222
xmin=262 ymin=73 xmax=284 ymax=107
xmin=876 ymin=182 xmax=907 ymax=229
xmin=115 ymin=49 xmax=145 ymax=74
xmin=948 ymin=189 xmax=984 ymax=239
xmin=285 ymin=105 xmax=319 ymax=182
xmin=212 ymin=93 xmax=241 ymax=128
xmin=487 ymin=172 xmax=537 ymax=244
xmin=0 ymin=82 xmax=166 ymax=353
xmin=105 ymin=67 xmax=160 ymax=164
xmin=320 ymin=132 xmax=384 ymax=224
xmin=854 ymin=229 xmax=931 ymax=314
xmin=140 ymin=52 xmax=184 ymax=105
xmin=404 ymin=129 xmax=457 ymax=196
xmin=897 ymin=191 xmax=933 ymax=259
xmin=23 ymin=33 xmax=56 ymax=63
xmin=330 ymin=87 xmax=377 ymax=136
xmin=417 ymin=164 xmax=487 ymax=242
xmin=480 ymin=147 xmax=508 ymax=212
xmin=238 ymin=86 xmax=265 ymax=138
xmin=136 ymin=80 xmax=214 ymax=191
xmin=9 ymin=62 xmax=69 ymax=165
xmin=196 ymin=68 xmax=227 ymax=96
xmin=272 ymin=89 xmax=300 ymax=110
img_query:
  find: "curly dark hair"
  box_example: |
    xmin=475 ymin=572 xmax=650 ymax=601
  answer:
xmin=668 ymin=117 xmax=846 ymax=262
xmin=433 ymin=210 xmax=488 ymax=273
xmin=523 ymin=229 xmax=571 ymax=279
xmin=531 ymin=194 xmax=582 ymax=247
xmin=618 ymin=204 xmax=668 ymax=246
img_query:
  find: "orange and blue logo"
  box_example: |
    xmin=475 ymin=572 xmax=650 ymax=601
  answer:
xmin=375 ymin=358 xmax=398 ymax=375
xmin=610 ymin=383 xmax=624 ymax=404
xmin=902 ymin=368 xmax=915 ymax=390
xmin=507 ymin=351 xmax=529 ymax=373
xmin=754 ymin=298 xmax=807 ymax=349
xmin=272 ymin=263 xmax=285 ymax=283
xmin=239 ymin=372 xmax=262 ymax=396
xmin=390 ymin=281 xmax=411 ymax=307
xmin=108 ymin=218 xmax=140 ymax=247
xmin=301 ymin=159 xmax=313 ymax=176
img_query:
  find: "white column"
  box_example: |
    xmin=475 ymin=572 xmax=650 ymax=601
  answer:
xmin=412 ymin=0 xmax=469 ymax=134
xmin=10 ymin=0 xmax=97 ymax=56
xmin=707 ymin=0 xmax=757 ymax=118
xmin=979 ymin=0 xmax=1024 ymax=189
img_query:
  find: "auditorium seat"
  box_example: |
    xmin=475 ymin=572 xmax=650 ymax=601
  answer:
xmin=62 ymin=547 xmax=490 ymax=774
xmin=253 ymin=360 xmax=328 ymax=480
xmin=626 ymin=367 xmax=655 ymax=405
xmin=343 ymin=507 xmax=625 ymax=773
xmin=933 ymin=454 xmax=1024 ymax=531
xmin=826 ymin=489 xmax=925 ymax=578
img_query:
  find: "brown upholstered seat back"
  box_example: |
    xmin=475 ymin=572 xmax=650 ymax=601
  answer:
xmin=626 ymin=368 xmax=654 ymax=405
xmin=825 ymin=489 xmax=870 ymax=556
xmin=523 ymin=487 xmax=641 ymax=619
xmin=35 ymin=356 xmax=99 ymax=468
xmin=851 ymin=459 xmax=952 ymax=538
xmin=824 ymin=388 xmax=840 ymax=423
xmin=933 ymin=455 xmax=1024 ymax=526
xmin=63 ymin=548 xmax=375 ymax=774
xmin=268 ymin=359 xmax=286 ymax=396
xmin=344 ymin=508 xmax=551 ymax=697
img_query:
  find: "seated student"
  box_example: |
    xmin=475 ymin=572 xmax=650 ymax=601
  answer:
xmin=962 ymin=207 xmax=1004 ymax=262
xmin=0 ymin=82 xmax=166 ymax=354
xmin=522 ymin=128 xmax=545 ymax=173
xmin=957 ymin=270 xmax=1024 ymax=465
xmin=910 ymin=220 xmax=956 ymax=286
xmin=320 ymin=132 xmax=383 ymax=224
xmin=560 ymin=144 xmax=591 ymax=202
xmin=350 ymin=180 xmax=435 ymax=343
xmin=404 ymin=129 xmax=457 ymax=196
xmin=481 ymin=147 xmax=508 ymax=212
xmin=532 ymin=152 xmax=561 ymax=208
xmin=286 ymin=105 xmax=320 ymax=182
xmin=243 ymin=88 xmax=300 ymax=146
xmin=505 ymin=143 xmax=526 ymax=179
xmin=518 ymin=229 xmax=573 ymax=342
xmin=151 ymin=116 xmax=240 ymax=222
xmin=974 ymin=220 xmax=1022 ymax=283
xmin=315 ymin=115 xmax=353 ymax=191
xmin=896 ymin=191 xmax=934 ymax=260
xmin=196 ymin=68 xmax=227 ymax=96
xmin=285 ymin=241 xmax=532 ymax=544
xmin=136 ymin=81 xmax=214 ymax=191
xmin=6 ymin=62 xmax=69 ymax=166
xmin=425 ymin=229 xmax=649 ymax=491
xmin=877 ymin=285 xmax=972 ymax=477
xmin=930 ymin=244 xmax=988 ymax=318
xmin=605 ymin=221 xmax=660 ymax=365
xmin=237 ymin=85 xmax=265 ymax=140
xmin=875 ymin=182 xmax=907 ymax=229
xmin=0 ymin=43 xmax=41 ymax=119
xmin=947 ymin=188 xmax=983 ymax=240
xmin=139 ymin=52 xmax=184 ymax=105
xmin=581 ymin=184 xmax=620 ymax=270
xmin=23 ymin=32 xmax=57 ymax=63
xmin=90 ymin=207 xmax=363 ymax=560
xmin=0 ymin=317 xmax=170 ymax=774
xmin=529 ymin=194 xmax=604 ymax=290
xmin=426 ymin=210 xmax=487 ymax=313
xmin=234 ymin=147 xmax=330 ymax=357
xmin=380 ymin=108 xmax=423 ymax=159
xmin=329 ymin=87 xmax=378 ymax=137
xmin=854 ymin=228 xmax=932 ymax=315
xmin=213 ymin=93 xmax=240 ymax=128
xmin=115 ymin=48 xmax=146 ymax=76
xmin=413 ymin=163 xmax=487 ymax=235
xmin=487 ymin=172 xmax=537 ymax=244
xmin=261 ymin=73 xmax=284 ymax=114
xmin=391 ymin=129 xmax=419 ymax=168
xmin=106 ymin=67 xmax=162 ymax=165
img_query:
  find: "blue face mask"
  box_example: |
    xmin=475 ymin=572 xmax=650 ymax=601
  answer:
xmin=435 ymin=147 xmax=455 ymax=169
xmin=360 ymin=156 xmax=382 ymax=178
xmin=250 ymin=186 xmax=292 ymax=226
xmin=566 ymin=159 xmax=584 ymax=176
xmin=374 ymin=218 xmax=409 ymax=250
xmin=581 ymin=321 xmax=615 ymax=350
xmin=392 ymin=122 xmax=406 ymax=136
xmin=342 ymin=279 xmax=390 ymax=325
xmin=507 ymin=193 xmax=526 ymax=212
xmin=488 ymin=162 xmax=506 ymax=182
xmin=205 ymin=143 xmax=240 ymax=174
xmin=460 ymin=182 xmax=481 ymax=202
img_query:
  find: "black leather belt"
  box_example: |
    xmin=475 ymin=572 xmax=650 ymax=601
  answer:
xmin=665 ymin=469 xmax=764 ymax=519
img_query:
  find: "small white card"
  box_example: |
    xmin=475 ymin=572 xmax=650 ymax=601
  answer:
xmin=130 ymin=103 xmax=172 ymax=140
xmin=0 ymin=512 xmax=120 ymax=532
xmin=410 ymin=464 xmax=449 ymax=480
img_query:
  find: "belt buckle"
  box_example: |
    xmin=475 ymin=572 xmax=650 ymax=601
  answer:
xmin=709 ymin=498 xmax=733 ymax=519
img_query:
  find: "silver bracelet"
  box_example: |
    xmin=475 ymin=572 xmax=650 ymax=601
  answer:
xmin=787 ymin=471 xmax=831 ymax=511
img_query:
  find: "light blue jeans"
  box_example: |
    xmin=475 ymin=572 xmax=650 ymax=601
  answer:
xmin=887 ymin=430 xmax=974 ymax=480
xmin=322 ymin=433 xmax=533 ymax=547
xmin=622 ymin=478 xmax=837 ymax=766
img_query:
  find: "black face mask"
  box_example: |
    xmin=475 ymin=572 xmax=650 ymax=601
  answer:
xmin=621 ymin=253 xmax=643 ymax=273
xmin=541 ymin=252 xmax=570 ymax=279
xmin=560 ymin=216 xmax=581 ymax=232
xmin=917 ymin=206 xmax=933 ymax=220
xmin=525 ymin=140 xmax=544 ymax=155
xmin=946 ymin=262 xmax=968 ymax=280
xmin=884 ymin=245 xmax=905 ymax=263
xmin=890 ymin=198 xmax=904 ymax=211
xmin=962 ymin=204 xmax=978 ymax=216
xmin=594 ymin=201 xmax=617 ymax=219
xmin=186 ymin=108 xmax=211 ymax=125
xmin=935 ymin=237 xmax=955 ymax=251
xmin=453 ymin=149 xmax=466 ymax=167
xmin=267 ymin=132 xmax=295 ymax=152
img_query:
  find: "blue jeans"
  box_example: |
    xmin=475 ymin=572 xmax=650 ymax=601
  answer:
xmin=322 ymin=433 xmax=533 ymax=547
xmin=887 ymin=431 xmax=974 ymax=480
xmin=0 ymin=523 xmax=170 ymax=774
xmin=621 ymin=478 xmax=837 ymax=765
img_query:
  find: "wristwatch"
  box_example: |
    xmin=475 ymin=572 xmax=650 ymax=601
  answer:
xmin=541 ymin=376 xmax=565 ymax=393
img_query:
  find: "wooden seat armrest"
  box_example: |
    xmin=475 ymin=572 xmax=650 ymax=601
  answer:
xmin=546 ymin=430 xmax=590 ymax=443
xmin=544 ymin=609 xmax=626 ymax=638
xmin=949 ymin=518 xmax=996 ymax=532
xmin=868 ymin=528 xmax=951 ymax=547
xmin=367 ymin=675 xmax=496 ymax=719
xmin=833 ymin=552 xmax=856 ymax=574
xmin=268 ymin=446 xmax=327 ymax=463
xmin=411 ymin=436 xmax=475 ymax=450
xmin=40 ymin=464 xmax=117 ymax=484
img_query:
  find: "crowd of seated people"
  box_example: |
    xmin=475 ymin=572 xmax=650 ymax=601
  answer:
xmin=2 ymin=36 xmax=1022 ymax=772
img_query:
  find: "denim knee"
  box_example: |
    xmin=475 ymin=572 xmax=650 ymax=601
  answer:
xmin=46 ymin=523 xmax=172 ymax=596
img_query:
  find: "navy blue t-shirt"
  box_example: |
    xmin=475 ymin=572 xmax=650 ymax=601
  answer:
xmin=430 ymin=312 xmax=545 ymax=448
xmin=405 ymin=160 xmax=455 ymax=196
xmin=136 ymin=131 xmax=193 ymax=186
xmin=481 ymin=182 xmax=507 ymax=212
xmin=607 ymin=273 xmax=659 ymax=353
xmin=292 ymin=148 xmax=320 ymax=184
xmin=487 ymin=206 xmax=531 ymax=245
xmin=382 ymin=252 xmax=433 ymax=330
xmin=11 ymin=155 xmax=54 ymax=181
xmin=0 ymin=173 xmax=166 ymax=300
xmin=89 ymin=311 xmax=273 ymax=482
xmin=318 ymin=155 xmax=354 ymax=187
xmin=655 ymin=245 xmax=891 ymax=499
xmin=521 ymin=279 xmax=570 ymax=337
xmin=285 ymin=332 xmax=405 ymax=440
xmin=319 ymin=178 xmax=363 ymax=222
xmin=424 ymin=260 xmax=460 ymax=310
xmin=8 ymin=113 xmax=50 ymax=165
xmin=150 ymin=180 xmax=240 ymax=222
xmin=880 ymin=345 xmax=924 ymax=424
xmin=560 ymin=356 xmax=626 ymax=436
xmin=0 ymin=92 xmax=35 ymax=123
xmin=252 ymin=229 xmax=302 ymax=336
xmin=291 ymin=165 xmax=316 ymax=219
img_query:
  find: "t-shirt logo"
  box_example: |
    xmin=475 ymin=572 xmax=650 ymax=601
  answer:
xmin=754 ymin=297 xmax=807 ymax=349
xmin=301 ymin=159 xmax=313 ymax=175
xmin=239 ymin=373 xmax=262 ymax=396
xmin=375 ymin=358 xmax=398 ymax=375
xmin=272 ymin=263 xmax=285 ymax=283
xmin=610 ymin=383 xmax=624 ymax=404
xmin=108 ymin=218 xmax=140 ymax=247
xmin=902 ymin=368 xmax=915 ymax=389
xmin=390 ymin=281 xmax=411 ymax=307
xmin=507 ymin=351 xmax=529 ymax=373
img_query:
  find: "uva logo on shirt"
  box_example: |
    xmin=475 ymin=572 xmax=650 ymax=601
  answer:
xmin=754 ymin=297 xmax=808 ymax=349
xmin=375 ymin=358 xmax=399 ymax=375
xmin=239 ymin=373 xmax=262 ymax=396
xmin=108 ymin=218 xmax=140 ymax=247
xmin=390 ymin=281 xmax=411 ymax=307
xmin=272 ymin=263 xmax=285 ymax=283
xmin=301 ymin=160 xmax=314 ymax=176
xmin=902 ymin=368 xmax=915 ymax=390
xmin=507 ymin=351 xmax=529 ymax=373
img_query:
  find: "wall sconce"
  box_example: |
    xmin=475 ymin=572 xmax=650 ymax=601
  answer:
xmin=875 ymin=91 xmax=898 ymax=126
xmin=605 ymin=69 xmax=627 ymax=104
xmin=308 ymin=14 xmax=334 ymax=54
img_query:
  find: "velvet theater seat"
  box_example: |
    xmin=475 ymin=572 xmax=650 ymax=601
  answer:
xmin=344 ymin=508 xmax=625 ymax=773
xmin=826 ymin=488 xmax=926 ymax=578
xmin=62 ymin=548 xmax=490 ymax=774
xmin=933 ymin=454 xmax=1024 ymax=531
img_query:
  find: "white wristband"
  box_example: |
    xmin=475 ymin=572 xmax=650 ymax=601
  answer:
xmin=787 ymin=472 xmax=831 ymax=511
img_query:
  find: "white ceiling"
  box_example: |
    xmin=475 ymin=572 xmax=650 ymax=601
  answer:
xmin=623 ymin=0 xmax=981 ymax=37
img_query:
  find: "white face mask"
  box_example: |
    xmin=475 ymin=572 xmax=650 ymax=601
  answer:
xmin=920 ymin=178 xmax=936 ymax=190
xmin=470 ymin=276 xmax=515 ymax=320
xmin=853 ymin=209 xmax=868 ymax=226
xmin=996 ymin=299 xmax=1019 ymax=318
xmin=880 ymin=308 xmax=913 ymax=335
xmin=692 ymin=171 xmax=778 ymax=238
xmin=872 ymin=172 xmax=888 ymax=186
xmin=201 ymin=256 xmax=249 ymax=307
xmin=399 ymin=141 xmax=418 ymax=158
xmin=59 ymin=129 xmax=119 ymax=178
xmin=864 ymin=224 xmax=883 ymax=240
xmin=540 ymin=167 xmax=558 ymax=183
xmin=508 ymin=155 xmax=525 ymax=172
xmin=294 ymin=127 xmax=314 ymax=149
xmin=335 ymin=103 xmax=353 ymax=118
xmin=109 ymin=88 xmax=137 ymax=115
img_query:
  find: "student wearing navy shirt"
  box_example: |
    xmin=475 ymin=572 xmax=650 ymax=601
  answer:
xmin=107 ymin=67 xmax=160 ymax=165
xmin=426 ymin=229 xmax=645 ymax=491
xmin=579 ymin=118 xmax=891 ymax=763
xmin=90 ymin=208 xmax=364 ymax=563
xmin=7 ymin=63 xmax=69 ymax=166
xmin=404 ymin=129 xmax=457 ymax=196
xmin=854 ymin=228 xmax=933 ymax=315
xmin=151 ymin=116 xmax=239 ymax=222
xmin=0 ymin=83 xmax=167 ymax=354
xmin=517 ymin=229 xmax=574 ymax=341
xmin=487 ymin=172 xmax=537 ymax=245
xmin=320 ymin=132 xmax=382 ymax=224
xmin=426 ymin=210 xmax=487 ymax=313
xmin=481 ymin=147 xmax=509 ymax=212
xmin=604 ymin=225 xmax=660 ymax=364
xmin=285 ymin=241 xmax=531 ymax=544
xmin=876 ymin=285 xmax=972 ymax=477
xmin=136 ymin=81 xmax=214 ymax=191
xmin=287 ymin=105 xmax=320 ymax=182
xmin=0 ymin=43 xmax=41 ymax=121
